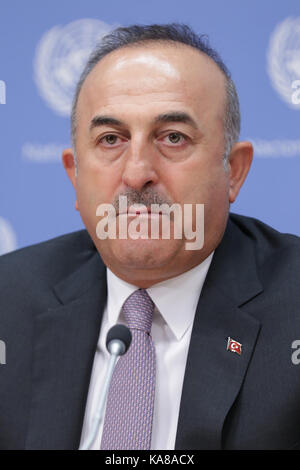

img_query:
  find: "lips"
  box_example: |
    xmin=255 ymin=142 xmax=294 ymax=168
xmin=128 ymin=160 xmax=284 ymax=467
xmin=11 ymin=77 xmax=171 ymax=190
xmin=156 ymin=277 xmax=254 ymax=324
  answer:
xmin=128 ymin=205 xmax=150 ymax=215
xmin=117 ymin=205 xmax=163 ymax=216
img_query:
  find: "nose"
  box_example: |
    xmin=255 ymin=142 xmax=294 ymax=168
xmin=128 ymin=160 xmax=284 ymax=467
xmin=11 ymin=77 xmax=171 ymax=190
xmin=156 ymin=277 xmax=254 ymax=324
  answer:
xmin=121 ymin=136 xmax=159 ymax=191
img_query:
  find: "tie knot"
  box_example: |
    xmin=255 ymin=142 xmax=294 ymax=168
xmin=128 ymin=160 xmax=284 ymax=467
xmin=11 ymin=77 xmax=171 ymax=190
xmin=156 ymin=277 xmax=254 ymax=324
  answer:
xmin=122 ymin=289 xmax=154 ymax=333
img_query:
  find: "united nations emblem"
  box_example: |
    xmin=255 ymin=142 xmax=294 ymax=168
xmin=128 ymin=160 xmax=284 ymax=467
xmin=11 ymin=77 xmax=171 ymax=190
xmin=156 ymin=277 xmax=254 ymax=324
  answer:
xmin=34 ymin=19 xmax=117 ymax=116
xmin=267 ymin=17 xmax=300 ymax=109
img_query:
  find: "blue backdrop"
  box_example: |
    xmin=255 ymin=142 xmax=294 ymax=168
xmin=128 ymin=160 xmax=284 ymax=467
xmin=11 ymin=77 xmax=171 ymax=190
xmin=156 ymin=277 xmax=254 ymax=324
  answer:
xmin=1 ymin=0 xmax=300 ymax=254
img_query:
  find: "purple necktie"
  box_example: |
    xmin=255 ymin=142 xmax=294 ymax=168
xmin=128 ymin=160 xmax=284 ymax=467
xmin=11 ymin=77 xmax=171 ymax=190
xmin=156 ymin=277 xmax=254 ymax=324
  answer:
xmin=100 ymin=289 xmax=156 ymax=450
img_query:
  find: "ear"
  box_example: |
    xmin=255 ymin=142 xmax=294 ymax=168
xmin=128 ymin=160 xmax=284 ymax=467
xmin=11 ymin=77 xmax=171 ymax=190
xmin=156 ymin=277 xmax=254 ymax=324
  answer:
xmin=62 ymin=148 xmax=79 ymax=211
xmin=228 ymin=141 xmax=253 ymax=203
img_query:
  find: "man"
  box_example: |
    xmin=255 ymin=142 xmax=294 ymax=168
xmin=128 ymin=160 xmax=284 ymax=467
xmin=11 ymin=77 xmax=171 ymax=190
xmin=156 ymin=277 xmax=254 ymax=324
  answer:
xmin=1 ymin=23 xmax=300 ymax=450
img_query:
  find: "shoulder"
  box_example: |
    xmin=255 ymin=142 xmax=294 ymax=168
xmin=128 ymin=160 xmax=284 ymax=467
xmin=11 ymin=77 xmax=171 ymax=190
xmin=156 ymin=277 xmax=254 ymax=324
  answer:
xmin=228 ymin=212 xmax=300 ymax=288
xmin=229 ymin=212 xmax=300 ymax=255
xmin=0 ymin=229 xmax=97 ymax=293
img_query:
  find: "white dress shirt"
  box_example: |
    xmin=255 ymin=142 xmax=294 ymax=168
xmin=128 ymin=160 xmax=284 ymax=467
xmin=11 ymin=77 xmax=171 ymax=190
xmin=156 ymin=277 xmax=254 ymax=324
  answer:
xmin=79 ymin=252 xmax=214 ymax=450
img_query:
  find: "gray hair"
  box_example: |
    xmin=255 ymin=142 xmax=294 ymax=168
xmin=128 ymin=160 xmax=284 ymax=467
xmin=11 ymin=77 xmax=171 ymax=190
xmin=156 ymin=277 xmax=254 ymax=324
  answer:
xmin=71 ymin=23 xmax=240 ymax=170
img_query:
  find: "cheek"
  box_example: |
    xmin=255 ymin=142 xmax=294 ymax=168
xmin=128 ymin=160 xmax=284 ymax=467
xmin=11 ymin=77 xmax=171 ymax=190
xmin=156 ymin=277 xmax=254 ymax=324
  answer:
xmin=201 ymin=173 xmax=230 ymax=233
xmin=174 ymin=162 xmax=229 ymax=205
xmin=76 ymin=163 xmax=120 ymax=208
xmin=76 ymin=175 xmax=102 ymax=208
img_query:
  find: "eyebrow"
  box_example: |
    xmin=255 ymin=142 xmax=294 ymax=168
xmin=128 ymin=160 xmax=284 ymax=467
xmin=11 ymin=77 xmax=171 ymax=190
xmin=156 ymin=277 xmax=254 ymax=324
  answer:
xmin=154 ymin=111 xmax=198 ymax=129
xmin=89 ymin=111 xmax=199 ymax=132
xmin=90 ymin=116 xmax=124 ymax=130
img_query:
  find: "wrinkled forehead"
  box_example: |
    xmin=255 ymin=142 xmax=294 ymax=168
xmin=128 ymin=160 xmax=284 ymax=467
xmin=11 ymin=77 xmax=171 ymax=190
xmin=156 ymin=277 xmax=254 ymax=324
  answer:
xmin=76 ymin=42 xmax=227 ymax=128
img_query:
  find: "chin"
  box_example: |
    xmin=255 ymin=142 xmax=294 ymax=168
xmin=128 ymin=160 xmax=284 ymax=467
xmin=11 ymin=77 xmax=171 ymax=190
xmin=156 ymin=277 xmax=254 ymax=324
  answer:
xmin=105 ymin=237 xmax=183 ymax=271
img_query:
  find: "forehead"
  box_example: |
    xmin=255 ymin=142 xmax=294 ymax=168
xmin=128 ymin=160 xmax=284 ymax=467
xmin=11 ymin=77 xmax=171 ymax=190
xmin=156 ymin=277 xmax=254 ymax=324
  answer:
xmin=76 ymin=42 xmax=226 ymax=126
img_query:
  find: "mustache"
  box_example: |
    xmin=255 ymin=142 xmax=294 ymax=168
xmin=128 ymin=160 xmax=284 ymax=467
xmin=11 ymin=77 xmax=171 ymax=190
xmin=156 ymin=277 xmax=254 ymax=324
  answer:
xmin=112 ymin=189 xmax=174 ymax=213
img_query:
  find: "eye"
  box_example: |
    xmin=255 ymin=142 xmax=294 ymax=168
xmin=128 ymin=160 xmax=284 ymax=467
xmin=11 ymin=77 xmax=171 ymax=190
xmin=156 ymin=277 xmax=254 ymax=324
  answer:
xmin=164 ymin=132 xmax=186 ymax=145
xmin=98 ymin=134 xmax=122 ymax=146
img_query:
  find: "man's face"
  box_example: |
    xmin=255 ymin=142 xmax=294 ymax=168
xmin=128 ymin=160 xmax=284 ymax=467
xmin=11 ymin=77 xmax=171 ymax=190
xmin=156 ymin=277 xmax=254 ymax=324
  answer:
xmin=63 ymin=42 xmax=252 ymax=286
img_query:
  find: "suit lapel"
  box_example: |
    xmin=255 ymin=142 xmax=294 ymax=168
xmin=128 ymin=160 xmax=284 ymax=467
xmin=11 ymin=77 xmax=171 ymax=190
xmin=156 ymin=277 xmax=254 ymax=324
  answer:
xmin=25 ymin=247 xmax=107 ymax=450
xmin=175 ymin=216 xmax=263 ymax=449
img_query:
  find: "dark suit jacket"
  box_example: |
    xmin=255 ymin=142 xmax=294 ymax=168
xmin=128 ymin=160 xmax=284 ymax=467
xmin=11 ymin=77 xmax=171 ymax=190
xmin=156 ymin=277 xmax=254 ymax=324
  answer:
xmin=1 ymin=212 xmax=300 ymax=450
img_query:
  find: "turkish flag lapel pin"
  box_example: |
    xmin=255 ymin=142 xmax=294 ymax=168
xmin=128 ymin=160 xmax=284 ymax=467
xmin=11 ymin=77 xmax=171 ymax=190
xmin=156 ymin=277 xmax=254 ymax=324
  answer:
xmin=227 ymin=337 xmax=242 ymax=355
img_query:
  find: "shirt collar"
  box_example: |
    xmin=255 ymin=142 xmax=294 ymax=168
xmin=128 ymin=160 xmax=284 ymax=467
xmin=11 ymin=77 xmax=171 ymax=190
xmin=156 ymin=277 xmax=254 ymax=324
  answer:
xmin=106 ymin=252 xmax=214 ymax=341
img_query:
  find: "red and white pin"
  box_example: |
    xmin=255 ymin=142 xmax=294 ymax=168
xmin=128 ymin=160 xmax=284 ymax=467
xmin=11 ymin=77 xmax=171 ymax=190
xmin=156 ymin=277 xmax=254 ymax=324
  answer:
xmin=227 ymin=337 xmax=242 ymax=355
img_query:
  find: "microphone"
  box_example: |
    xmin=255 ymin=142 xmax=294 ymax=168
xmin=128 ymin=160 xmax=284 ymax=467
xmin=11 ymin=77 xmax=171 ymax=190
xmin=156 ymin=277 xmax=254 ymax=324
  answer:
xmin=106 ymin=323 xmax=132 ymax=356
xmin=80 ymin=324 xmax=132 ymax=450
